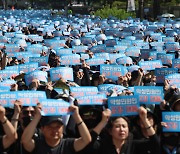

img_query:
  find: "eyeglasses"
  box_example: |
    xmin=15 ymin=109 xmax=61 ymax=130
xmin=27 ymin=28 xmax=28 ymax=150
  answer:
xmin=23 ymin=110 xmax=35 ymax=116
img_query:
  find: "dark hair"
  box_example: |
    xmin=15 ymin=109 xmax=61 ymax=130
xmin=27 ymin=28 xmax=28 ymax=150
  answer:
xmin=106 ymin=116 xmax=131 ymax=131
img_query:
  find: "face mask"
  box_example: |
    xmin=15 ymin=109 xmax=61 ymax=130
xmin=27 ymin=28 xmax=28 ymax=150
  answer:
xmin=162 ymin=135 xmax=179 ymax=146
xmin=22 ymin=116 xmax=33 ymax=127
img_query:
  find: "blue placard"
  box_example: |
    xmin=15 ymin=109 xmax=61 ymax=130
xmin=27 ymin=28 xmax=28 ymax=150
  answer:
xmin=105 ymin=47 xmax=116 ymax=53
xmin=0 ymin=79 xmax=15 ymax=88
xmin=155 ymin=68 xmax=178 ymax=83
xmin=108 ymin=95 xmax=139 ymax=116
xmin=172 ymin=59 xmax=180 ymax=68
xmin=162 ymin=112 xmax=180 ymax=132
xmin=60 ymin=54 xmax=80 ymax=65
xmin=16 ymin=91 xmax=47 ymax=106
xmin=0 ymin=70 xmax=19 ymax=79
xmin=165 ymin=73 xmax=180 ymax=86
xmin=72 ymin=46 xmax=88 ymax=53
xmin=105 ymin=39 xmax=117 ymax=47
xmin=0 ymin=92 xmax=17 ymax=107
xmin=150 ymin=42 xmax=164 ymax=47
xmin=50 ymin=67 xmax=73 ymax=82
xmin=100 ymin=64 xmax=127 ymax=80
xmin=90 ymin=44 xmax=106 ymax=53
xmin=98 ymin=84 xmax=115 ymax=92
xmin=70 ymin=86 xmax=98 ymax=98
xmin=116 ymin=56 xmax=132 ymax=65
xmin=138 ymin=60 xmax=162 ymax=71
xmin=27 ymin=44 xmax=43 ymax=54
xmin=28 ymin=35 xmax=43 ymax=42
xmin=109 ymin=53 xmax=126 ymax=63
xmin=77 ymin=94 xmax=106 ymax=105
xmin=56 ymin=48 xmax=72 ymax=56
xmin=5 ymin=44 xmax=20 ymax=52
xmin=29 ymin=56 xmax=48 ymax=66
xmin=25 ymin=70 xmax=48 ymax=86
xmin=157 ymin=53 xmax=174 ymax=65
xmin=86 ymin=58 xmax=105 ymax=66
xmin=162 ymin=37 xmax=175 ymax=43
xmin=81 ymin=37 xmax=93 ymax=45
xmin=14 ymin=52 xmax=33 ymax=61
xmin=0 ymin=86 xmax=9 ymax=92
xmin=80 ymin=53 xmax=89 ymax=60
xmin=165 ymin=42 xmax=179 ymax=51
xmin=114 ymin=45 xmax=127 ymax=52
xmin=41 ymin=99 xmax=71 ymax=116
xmin=95 ymin=53 xmax=110 ymax=60
xmin=19 ymin=62 xmax=39 ymax=73
xmin=125 ymin=47 xmax=140 ymax=57
xmin=5 ymin=65 xmax=19 ymax=71
xmin=140 ymin=49 xmax=156 ymax=59
xmin=134 ymin=86 xmax=164 ymax=104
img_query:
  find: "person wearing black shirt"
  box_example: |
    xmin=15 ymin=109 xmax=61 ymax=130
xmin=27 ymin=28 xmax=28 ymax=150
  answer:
xmin=0 ymin=106 xmax=17 ymax=153
xmin=21 ymin=104 xmax=91 ymax=154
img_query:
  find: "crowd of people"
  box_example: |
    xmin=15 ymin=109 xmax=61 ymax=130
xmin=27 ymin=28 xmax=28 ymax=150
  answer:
xmin=0 ymin=9 xmax=179 ymax=154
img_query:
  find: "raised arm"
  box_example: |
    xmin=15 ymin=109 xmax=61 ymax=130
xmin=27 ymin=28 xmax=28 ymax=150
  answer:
xmin=69 ymin=105 xmax=91 ymax=152
xmin=138 ymin=106 xmax=155 ymax=136
xmin=21 ymin=105 xmax=41 ymax=152
xmin=11 ymin=100 xmax=21 ymax=131
xmin=0 ymin=106 xmax=17 ymax=149
xmin=93 ymin=109 xmax=111 ymax=135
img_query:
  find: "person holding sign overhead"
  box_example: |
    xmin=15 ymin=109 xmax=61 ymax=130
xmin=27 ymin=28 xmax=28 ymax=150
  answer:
xmin=21 ymin=104 xmax=91 ymax=154
xmin=85 ymin=106 xmax=160 ymax=154
xmin=0 ymin=105 xmax=17 ymax=153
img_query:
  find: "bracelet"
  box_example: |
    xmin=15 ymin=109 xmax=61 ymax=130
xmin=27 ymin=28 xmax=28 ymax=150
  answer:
xmin=1 ymin=118 xmax=7 ymax=125
xmin=77 ymin=121 xmax=83 ymax=126
xmin=145 ymin=125 xmax=152 ymax=129
xmin=11 ymin=119 xmax=19 ymax=121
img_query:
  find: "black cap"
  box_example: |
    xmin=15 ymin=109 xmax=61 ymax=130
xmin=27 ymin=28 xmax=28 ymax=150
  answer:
xmin=41 ymin=116 xmax=63 ymax=126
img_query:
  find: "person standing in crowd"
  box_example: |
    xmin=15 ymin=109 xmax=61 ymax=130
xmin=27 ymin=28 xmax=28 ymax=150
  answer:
xmin=0 ymin=105 xmax=17 ymax=153
xmin=85 ymin=106 xmax=160 ymax=154
xmin=9 ymin=100 xmax=39 ymax=154
xmin=21 ymin=104 xmax=91 ymax=154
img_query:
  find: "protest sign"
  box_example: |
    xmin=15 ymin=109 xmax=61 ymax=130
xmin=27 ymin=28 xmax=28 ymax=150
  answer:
xmin=108 ymin=95 xmax=139 ymax=116
xmin=50 ymin=67 xmax=73 ymax=82
xmin=29 ymin=56 xmax=48 ymax=66
xmin=72 ymin=46 xmax=88 ymax=53
xmin=16 ymin=91 xmax=46 ymax=106
xmin=155 ymin=68 xmax=178 ymax=83
xmin=0 ymin=70 xmax=19 ymax=79
xmin=157 ymin=53 xmax=174 ymax=65
xmin=162 ymin=112 xmax=180 ymax=132
xmin=134 ymin=86 xmax=164 ymax=104
xmin=0 ymin=92 xmax=17 ymax=107
xmin=60 ymin=54 xmax=80 ymax=65
xmin=25 ymin=70 xmax=48 ymax=86
xmin=100 ymin=64 xmax=127 ymax=80
xmin=70 ymin=86 xmax=98 ymax=98
xmin=41 ymin=99 xmax=71 ymax=116
xmin=125 ymin=47 xmax=140 ymax=57
xmin=55 ymin=48 xmax=72 ymax=56
xmin=5 ymin=44 xmax=20 ymax=52
xmin=138 ymin=60 xmax=162 ymax=71
xmin=90 ymin=44 xmax=106 ymax=53
xmin=19 ymin=62 xmax=38 ymax=73
xmin=172 ymin=59 xmax=180 ymax=68
xmin=165 ymin=73 xmax=180 ymax=87
xmin=86 ymin=58 xmax=105 ymax=66
xmin=77 ymin=94 xmax=106 ymax=105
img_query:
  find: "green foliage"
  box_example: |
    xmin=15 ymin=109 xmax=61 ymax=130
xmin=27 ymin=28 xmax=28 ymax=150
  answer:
xmin=94 ymin=6 xmax=136 ymax=19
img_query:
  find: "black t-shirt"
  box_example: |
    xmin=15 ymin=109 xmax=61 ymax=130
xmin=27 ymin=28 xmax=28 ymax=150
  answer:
xmin=0 ymin=136 xmax=4 ymax=152
xmin=32 ymin=136 xmax=75 ymax=154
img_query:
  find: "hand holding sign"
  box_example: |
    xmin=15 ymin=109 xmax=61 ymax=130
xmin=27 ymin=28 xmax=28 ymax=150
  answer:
xmin=101 ymin=109 xmax=111 ymax=123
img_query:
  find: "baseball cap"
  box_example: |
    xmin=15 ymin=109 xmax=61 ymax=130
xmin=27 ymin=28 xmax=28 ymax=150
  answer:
xmin=41 ymin=116 xmax=63 ymax=126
